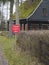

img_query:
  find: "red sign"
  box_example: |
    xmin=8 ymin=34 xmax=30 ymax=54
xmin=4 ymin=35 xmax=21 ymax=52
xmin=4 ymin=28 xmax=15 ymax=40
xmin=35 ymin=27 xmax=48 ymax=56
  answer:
xmin=12 ymin=24 xmax=20 ymax=33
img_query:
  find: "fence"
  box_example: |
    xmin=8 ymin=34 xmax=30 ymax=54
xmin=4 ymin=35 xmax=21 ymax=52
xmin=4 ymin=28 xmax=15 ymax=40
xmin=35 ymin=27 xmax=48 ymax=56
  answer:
xmin=39 ymin=40 xmax=49 ymax=65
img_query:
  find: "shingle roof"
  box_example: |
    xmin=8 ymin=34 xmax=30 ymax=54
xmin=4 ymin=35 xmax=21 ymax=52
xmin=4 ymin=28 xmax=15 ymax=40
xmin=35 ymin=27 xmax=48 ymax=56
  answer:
xmin=27 ymin=0 xmax=43 ymax=19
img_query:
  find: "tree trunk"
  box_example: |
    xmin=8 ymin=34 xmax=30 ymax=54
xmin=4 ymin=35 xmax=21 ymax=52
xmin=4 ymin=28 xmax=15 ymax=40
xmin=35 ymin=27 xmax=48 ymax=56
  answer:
xmin=9 ymin=1 xmax=14 ymax=36
xmin=1 ymin=2 xmax=4 ymax=30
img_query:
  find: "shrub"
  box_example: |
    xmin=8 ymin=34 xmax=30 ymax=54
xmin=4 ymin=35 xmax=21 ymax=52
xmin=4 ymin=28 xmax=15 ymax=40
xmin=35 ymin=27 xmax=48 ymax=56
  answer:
xmin=17 ymin=30 xmax=49 ymax=57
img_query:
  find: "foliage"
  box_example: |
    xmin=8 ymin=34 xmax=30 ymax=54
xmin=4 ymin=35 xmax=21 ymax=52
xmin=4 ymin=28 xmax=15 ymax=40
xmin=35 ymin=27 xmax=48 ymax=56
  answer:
xmin=17 ymin=31 xmax=49 ymax=57
xmin=13 ymin=0 xmax=41 ymax=19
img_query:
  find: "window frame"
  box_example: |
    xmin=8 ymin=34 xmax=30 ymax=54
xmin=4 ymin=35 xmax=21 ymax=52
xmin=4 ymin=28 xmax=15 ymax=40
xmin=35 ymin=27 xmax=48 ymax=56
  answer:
xmin=42 ymin=8 xmax=47 ymax=17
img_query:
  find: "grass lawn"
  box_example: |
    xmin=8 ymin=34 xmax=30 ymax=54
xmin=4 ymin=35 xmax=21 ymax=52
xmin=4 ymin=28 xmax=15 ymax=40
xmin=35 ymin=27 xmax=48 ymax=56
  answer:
xmin=0 ymin=36 xmax=36 ymax=65
xmin=0 ymin=36 xmax=15 ymax=65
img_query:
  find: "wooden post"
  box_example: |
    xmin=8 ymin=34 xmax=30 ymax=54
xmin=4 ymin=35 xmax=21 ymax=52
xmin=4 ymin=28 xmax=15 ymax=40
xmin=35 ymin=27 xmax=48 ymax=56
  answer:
xmin=22 ymin=24 xmax=24 ymax=30
xmin=25 ymin=24 xmax=28 ymax=30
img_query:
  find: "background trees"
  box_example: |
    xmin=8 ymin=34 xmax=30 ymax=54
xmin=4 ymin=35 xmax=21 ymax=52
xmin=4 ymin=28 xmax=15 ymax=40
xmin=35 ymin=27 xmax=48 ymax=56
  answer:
xmin=2 ymin=0 xmax=19 ymax=36
xmin=1 ymin=0 xmax=40 ymax=36
xmin=2 ymin=0 xmax=14 ymax=36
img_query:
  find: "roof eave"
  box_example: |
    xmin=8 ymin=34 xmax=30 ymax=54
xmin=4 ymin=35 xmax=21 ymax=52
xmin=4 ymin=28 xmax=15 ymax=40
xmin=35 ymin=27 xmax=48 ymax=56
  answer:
xmin=27 ymin=0 xmax=43 ymax=19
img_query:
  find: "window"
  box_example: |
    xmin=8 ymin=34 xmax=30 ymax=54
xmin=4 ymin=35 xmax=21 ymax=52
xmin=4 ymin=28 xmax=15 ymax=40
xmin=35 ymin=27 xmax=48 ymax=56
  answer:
xmin=42 ymin=8 xmax=47 ymax=16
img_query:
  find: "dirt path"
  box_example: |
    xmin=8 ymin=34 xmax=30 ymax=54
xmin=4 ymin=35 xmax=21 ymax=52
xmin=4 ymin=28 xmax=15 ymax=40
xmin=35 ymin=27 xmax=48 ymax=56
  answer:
xmin=0 ymin=45 xmax=8 ymax=65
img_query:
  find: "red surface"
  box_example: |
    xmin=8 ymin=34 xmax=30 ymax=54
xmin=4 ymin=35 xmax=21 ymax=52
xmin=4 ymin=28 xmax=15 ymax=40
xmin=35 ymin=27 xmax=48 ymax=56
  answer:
xmin=12 ymin=24 xmax=20 ymax=33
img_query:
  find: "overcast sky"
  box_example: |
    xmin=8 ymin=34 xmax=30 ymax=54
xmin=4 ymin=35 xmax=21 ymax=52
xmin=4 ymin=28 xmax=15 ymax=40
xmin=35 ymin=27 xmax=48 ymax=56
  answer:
xmin=3 ymin=2 xmax=10 ymax=20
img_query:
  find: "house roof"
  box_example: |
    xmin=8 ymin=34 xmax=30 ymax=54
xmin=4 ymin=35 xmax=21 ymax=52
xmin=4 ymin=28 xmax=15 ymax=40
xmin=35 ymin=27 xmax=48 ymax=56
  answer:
xmin=27 ymin=0 xmax=43 ymax=19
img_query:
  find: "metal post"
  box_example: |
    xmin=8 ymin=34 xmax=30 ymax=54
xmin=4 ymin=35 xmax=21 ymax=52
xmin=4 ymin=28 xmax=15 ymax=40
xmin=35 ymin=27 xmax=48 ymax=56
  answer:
xmin=14 ymin=0 xmax=19 ymax=25
xmin=14 ymin=0 xmax=19 ymax=40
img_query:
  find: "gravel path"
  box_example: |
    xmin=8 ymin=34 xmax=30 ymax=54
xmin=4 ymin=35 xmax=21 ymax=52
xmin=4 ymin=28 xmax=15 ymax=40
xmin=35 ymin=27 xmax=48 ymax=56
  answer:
xmin=0 ymin=45 xmax=9 ymax=65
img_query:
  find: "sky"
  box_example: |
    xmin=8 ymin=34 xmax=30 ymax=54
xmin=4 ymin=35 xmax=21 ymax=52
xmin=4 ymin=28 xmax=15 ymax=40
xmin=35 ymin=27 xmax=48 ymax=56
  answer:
xmin=2 ymin=0 xmax=26 ymax=20
xmin=3 ymin=2 xmax=10 ymax=20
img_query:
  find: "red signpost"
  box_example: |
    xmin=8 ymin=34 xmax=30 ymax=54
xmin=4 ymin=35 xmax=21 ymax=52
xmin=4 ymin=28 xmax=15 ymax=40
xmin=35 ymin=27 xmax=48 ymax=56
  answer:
xmin=12 ymin=24 xmax=20 ymax=33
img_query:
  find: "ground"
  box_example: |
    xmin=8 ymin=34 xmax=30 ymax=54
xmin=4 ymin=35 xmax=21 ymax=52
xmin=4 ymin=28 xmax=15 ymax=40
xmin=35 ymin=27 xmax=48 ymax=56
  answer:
xmin=0 ymin=45 xmax=8 ymax=65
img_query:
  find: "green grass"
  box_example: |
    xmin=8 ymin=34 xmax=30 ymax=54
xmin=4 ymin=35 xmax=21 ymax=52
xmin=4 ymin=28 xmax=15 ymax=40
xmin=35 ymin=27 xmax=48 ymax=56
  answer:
xmin=0 ymin=31 xmax=45 ymax=65
xmin=0 ymin=36 xmax=36 ymax=65
xmin=0 ymin=36 xmax=14 ymax=49
xmin=0 ymin=36 xmax=15 ymax=65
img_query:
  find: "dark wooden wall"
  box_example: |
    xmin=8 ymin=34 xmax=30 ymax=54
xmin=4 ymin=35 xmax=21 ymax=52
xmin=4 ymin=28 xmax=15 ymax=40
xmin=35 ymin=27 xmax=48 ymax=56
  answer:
xmin=7 ymin=20 xmax=49 ymax=31
xmin=20 ymin=21 xmax=49 ymax=30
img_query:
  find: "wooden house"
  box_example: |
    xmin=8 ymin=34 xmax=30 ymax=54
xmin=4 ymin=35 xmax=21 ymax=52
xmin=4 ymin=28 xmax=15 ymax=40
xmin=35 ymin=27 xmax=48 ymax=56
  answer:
xmin=20 ymin=0 xmax=49 ymax=30
xmin=8 ymin=0 xmax=49 ymax=31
